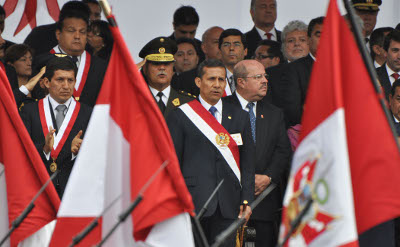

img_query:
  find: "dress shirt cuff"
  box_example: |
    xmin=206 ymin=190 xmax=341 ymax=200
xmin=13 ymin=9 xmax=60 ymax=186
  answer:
xmin=19 ymin=85 xmax=29 ymax=96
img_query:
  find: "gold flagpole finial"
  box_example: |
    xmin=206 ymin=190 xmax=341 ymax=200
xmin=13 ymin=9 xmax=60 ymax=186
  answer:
xmin=99 ymin=0 xmax=112 ymax=17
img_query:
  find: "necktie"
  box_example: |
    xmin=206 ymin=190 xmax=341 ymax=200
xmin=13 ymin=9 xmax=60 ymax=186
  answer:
xmin=392 ymin=73 xmax=400 ymax=81
xmin=365 ymin=37 xmax=369 ymax=44
xmin=247 ymin=102 xmax=256 ymax=143
xmin=55 ymin=105 xmax=67 ymax=130
xmin=209 ymin=106 xmax=218 ymax=119
xmin=265 ymin=33 xmax=272 ymax=40
xmin=228 ymin=75 xmax=236 ymax=93
xmin=157 ymin=92 xmax=166 ymax=113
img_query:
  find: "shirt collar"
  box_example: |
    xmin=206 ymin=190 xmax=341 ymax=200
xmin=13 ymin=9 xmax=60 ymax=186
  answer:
xmin=236 ymin=92 xmax=257 ymax=111
xmin=57 ymin=46 xmax=82 ymax=64
xmin=226 ymin=68 xmax=233 ymax=79
xmin=48 ymin=95 xmax=72 ymax=112
xmin=386 ymin=63 xmax=398 ymax=77
xmin=149 ymin=85 xmax=171 ymax=98
xmin=199 ymin=95 xmax=223 ymax=114
xmin=309 ymin=53 xmax=316 ymax=61
xmin=255 ymin=26 xmax=277 ymax=41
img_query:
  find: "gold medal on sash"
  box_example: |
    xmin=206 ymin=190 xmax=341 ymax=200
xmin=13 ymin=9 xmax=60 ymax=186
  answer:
xmin=50 ymin=161 xmax=57 ymax=173
xmin=216 ymin=133 xmax=230 ymax=148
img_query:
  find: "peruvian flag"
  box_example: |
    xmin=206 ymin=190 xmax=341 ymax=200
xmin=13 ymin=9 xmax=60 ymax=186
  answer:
xmin=279 ymin=0 xmax=400 ymax=246
xmin=49 ymin=15 xmax=195 ymax=246
xmin=0 ymin=63 xmax=60 ymax=246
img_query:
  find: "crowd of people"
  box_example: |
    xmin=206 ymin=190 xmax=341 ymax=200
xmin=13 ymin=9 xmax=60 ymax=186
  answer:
xmin=2 ymin=0 xmax=400 ymax=246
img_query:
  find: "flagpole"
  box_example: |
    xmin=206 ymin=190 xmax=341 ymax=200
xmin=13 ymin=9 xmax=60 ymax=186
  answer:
xmin=342 ymin=0 xmax=400 ymax=151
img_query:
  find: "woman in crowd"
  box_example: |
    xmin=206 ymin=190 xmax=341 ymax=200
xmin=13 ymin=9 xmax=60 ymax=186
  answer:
xmin=88 ymin=20 xmax=114 ymax=62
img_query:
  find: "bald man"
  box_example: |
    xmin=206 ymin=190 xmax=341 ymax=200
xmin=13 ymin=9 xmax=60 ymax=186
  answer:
xmin=225 ymin=60 xmax=292 ymax=247
xmin=201 ymin=26 xmax=224 ymax=60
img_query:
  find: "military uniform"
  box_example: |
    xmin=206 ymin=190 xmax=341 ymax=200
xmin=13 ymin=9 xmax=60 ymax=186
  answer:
xmin=139 ymin=36 xmax=195 ymax=118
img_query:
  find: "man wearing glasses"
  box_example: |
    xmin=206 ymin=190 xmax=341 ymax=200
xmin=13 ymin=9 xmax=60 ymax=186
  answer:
xmin=218 ymin=29 xmax=248 ymax=96
xmin=254 ymin=40 xmax=283 ymax=69
xmin=225 ymin=59 xmax=292 ymax=247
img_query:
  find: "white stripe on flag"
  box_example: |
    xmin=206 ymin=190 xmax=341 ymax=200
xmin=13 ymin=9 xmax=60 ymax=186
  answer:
xmin=282 ymin=109 xmax=358 ymax=246
xmin=0 ymin=162 xmax=10 ymax=247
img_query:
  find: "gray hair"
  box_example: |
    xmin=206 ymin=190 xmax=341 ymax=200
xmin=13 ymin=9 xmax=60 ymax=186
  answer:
xmin=281 ymin=20 xmax=308 ymax=43
xmin=250 ymin=0 xmax=277 ymax=11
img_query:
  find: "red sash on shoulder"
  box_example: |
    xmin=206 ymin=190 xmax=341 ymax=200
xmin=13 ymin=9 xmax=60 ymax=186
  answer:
xmin=38 ymin=96 xmax=80 ymax=161
xmin=180 ymin=100 xmax=241 ymax=183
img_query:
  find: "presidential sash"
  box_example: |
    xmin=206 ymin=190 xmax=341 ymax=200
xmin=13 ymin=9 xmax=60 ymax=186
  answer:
xmin=179 ymin=100 xmax=241 ymax=183
xmin=50 ymin=47 xmax=91 ymax=101
xmin=38 ymin=95 xmax=80 ymax=172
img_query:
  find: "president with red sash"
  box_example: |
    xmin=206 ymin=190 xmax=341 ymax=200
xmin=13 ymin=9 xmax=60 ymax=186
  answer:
xmin=167 ymin=59 xmax=255 ymax=246
xmin=32 ymin=1 xmax=107 ymax=107
xmin=20 ymin=57 xmax=92 ymax=199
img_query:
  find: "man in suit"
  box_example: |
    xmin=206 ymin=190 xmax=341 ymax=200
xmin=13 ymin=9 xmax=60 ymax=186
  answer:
xmin=20 ymin=57 xmax=92 ymax=199
xmin=32 ymin=1 xmax=107 ymax=108
xmin=279 ymin=17 xmax=324 ymax=126
xmin=219 ymin=29 xmax=248 ymax=96
xmin=377 ymin=30 xmax=400 ymax=101
xmin=168 ymin=5 xmax=205 ymax=63
xmin=139 ymin=36 xmax=194 ymax=118
xmin=389 ymin=79 xmax=400 ymax=137
xmin=370 ymin=27 xmax=394 ymax=68
xmin=245 ymin=0 xmax=281 ymax=59
xmin=167 ymin=59 xmax=255 ymax=246
xmin=24 ymin=1 xmax=101 ymax=56
xmin=225 ymin=60 xmax=292 ymax=246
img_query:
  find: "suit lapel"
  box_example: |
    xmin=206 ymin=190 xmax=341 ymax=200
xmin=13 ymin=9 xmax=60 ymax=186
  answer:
xmin=164 ymin=88 xmax=178 ymax=117
xmin=378 ymin=65 xmax=392 ymax=98
xmin=221 ymin=101 xmax=233 ymax=132
xmin=256 ymin=101 xmax=269 ymax=153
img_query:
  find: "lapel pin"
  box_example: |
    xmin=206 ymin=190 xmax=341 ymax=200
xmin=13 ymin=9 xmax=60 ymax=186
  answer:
xmin=261 ymin=115 xmax=264 ymax=119
xmin=228 ymin=116 xmax=232 ymax=119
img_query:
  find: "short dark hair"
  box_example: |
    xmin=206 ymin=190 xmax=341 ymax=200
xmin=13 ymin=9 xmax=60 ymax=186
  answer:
xmin=391 ymin=79 xmax=400 ymax=96
xmin=370 ymin=27 xmax=394 ymax=59
xmin=0 ymin=5 xmax=5 ymax=16
xmin=255 ymin=39 xmax=284 ymax=63
xmin=82 ymin=0 xmax=100 ymax=6
xmin=90 ymin=20 xmax=114 ymax=57
xmin=197 ymin=59 xmax=226 ymax=78
xmin=175 ymin=37 xmax=199 ymax=55
xmin=307 ymin=16 xmax=324 ymax=37
xmin=4 ymin=44 xmax=33 ymax=64
xmin=173 ymin=6 xmax=199 ymax=27
xmin=396 ymin=23 xmax=400 ymax=31
xmin=383 ymin=30 xmax=400 ymax=52
xmin=44 ymin=57 xmax=78 ymax=81
xmin=56 ymin=1 xmax=90 ymax=31
xmin=218 ymin=28 xmax=247 ymax=49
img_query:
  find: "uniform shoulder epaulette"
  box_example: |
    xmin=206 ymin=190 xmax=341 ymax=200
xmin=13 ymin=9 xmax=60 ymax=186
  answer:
xmin=179 ymin=90 xmax=196 ymax=98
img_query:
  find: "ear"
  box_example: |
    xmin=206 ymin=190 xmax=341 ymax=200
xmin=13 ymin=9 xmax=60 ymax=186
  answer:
xmin=244 ymin=48 xmax=248 ymax=57
xmin=250 ymin=8 xmax=255 ymax=21
xmin=201 ymin=43 xmax=206 ymax=54
xmin=55 ymin=29 xmax=61 ymax=42
xmin=43 ymin=77 xmax=51 ymax=89
xmin=272 ymin=57 xmax=280 ymax=66
xmin=195 ymin=77 xmax=202 ymax=89
xmin=237 ymin=78 xmax=246 ymax=89
xmin=372 ymin=45 xmax=381 ymax=55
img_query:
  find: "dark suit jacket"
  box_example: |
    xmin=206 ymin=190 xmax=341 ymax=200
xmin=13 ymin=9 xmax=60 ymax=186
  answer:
xmin=279 ymin=54 xmax=314 ymax=126
xmin=166 ymin=99 xmax=255 ymax=219
xmin=264 ymin=63 xmax=288 ymax=108
xmin=20 ymin=99 xmax=92 ymax=199
xmin=24 ymin=23 xmax=58 ymax=56
xmin=376 ymin=64 xmax=392 ymax=101
xmin=32 ymin=52 xmax=107 ymax=107
xmin=171 ymin=67 xmax=200 ymax=97
xmin=225 ymin=94 xmax=292 ymax=221
xmin=245 ymin=26 xmax=282 ymax=59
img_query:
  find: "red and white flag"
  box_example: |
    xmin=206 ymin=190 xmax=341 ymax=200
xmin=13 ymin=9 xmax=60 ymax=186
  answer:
xmin=279 ymin=0 xmax=400 ymax=246
xmin=0 ymin=62 xmax=60 ymax=246
xmin=49 ymin=15 xmax=195 ymax=246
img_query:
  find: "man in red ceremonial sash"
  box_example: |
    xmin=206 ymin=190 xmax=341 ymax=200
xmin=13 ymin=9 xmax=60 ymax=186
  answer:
xmin=167 ymin=59 xmax=255 ymax=246
xmin=20 ymin=57 xmax=92 ymax=199
xmin=32 ymin=1 xmax=107 ymax=108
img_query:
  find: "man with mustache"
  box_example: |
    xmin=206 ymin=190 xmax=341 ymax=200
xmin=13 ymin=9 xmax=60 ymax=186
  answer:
xmin=225 ymin=60 xmax=291 ymax=246
xmin=32 ymin=1 xmax=107 ymax=108
xmin=167 ymin=59 xmax=255 ymax=246
xmin=219 ymin=29 xmax=248 ymax=96
xmin=139 ymin=36 xmax=194 ymax=118
xmin=377 ymin=30 xmax=400 ymax=101
xmin=20 ymin=57 xmax=92 ymax=199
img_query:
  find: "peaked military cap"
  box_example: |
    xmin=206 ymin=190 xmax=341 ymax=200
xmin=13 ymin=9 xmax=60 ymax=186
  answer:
xmin=139 ymin=37 xmax=177 ymax=62
xmin=352 ymin=0 xmax=382 ymax=11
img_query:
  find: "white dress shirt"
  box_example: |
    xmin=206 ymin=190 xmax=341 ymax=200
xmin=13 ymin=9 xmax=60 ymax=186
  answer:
xmin=236 ymin=92 xmax=257 ymax=116
xmin=255 ymin=26 xmax=278 ymax=41
xmin=386 ymin=64 xmax=400 ymax=86
xmin=199 ymin=95 xmax=223 ymax=124
xmin=149 ymin=85 xmax=170 ymax=106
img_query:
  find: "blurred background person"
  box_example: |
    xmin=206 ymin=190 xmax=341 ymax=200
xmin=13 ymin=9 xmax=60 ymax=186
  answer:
xmin=174 ymin=38 xmax=199 ymax=75
xmin=281 ymin=20 xmax=309 ymax=63
xmin=254 ymin=39 xmax=283 ymax=69
xmin=88 ymin=20 xmax=114 ymax=62
xmin=370 ymin=27 xmax=394 ymax=68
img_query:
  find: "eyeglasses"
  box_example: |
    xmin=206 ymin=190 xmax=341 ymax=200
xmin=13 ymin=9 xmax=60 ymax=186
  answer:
xmin=243 ymin=73 xmax=269 ymax=80
xmin=221 ymin=42 xmax=243 ymax=48
xmin=255 ymin=54 xmax=275 ymax=60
